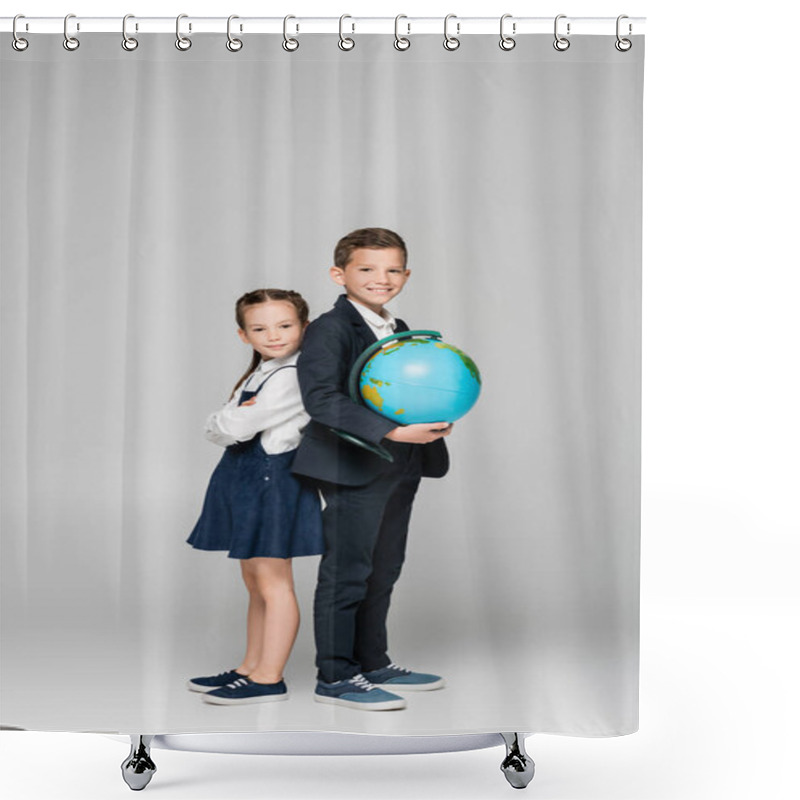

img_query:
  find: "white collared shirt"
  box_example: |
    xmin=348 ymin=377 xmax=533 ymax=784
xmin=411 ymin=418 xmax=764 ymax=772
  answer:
xmin=347 ymin=298 xmax=397 ymax=342
xmin=204 ymin=351 xmax=309 ymax=454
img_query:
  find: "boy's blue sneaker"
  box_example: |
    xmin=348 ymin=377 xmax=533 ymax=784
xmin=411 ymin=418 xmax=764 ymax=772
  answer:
xmin=361 ymin=663 xmax=445 ymax=691
xmin=314 ymin=674 xmax=407 ymax=710
xmin=186 ymin=669 xmax=247 ymax=693
xmin=202 ymin=676 xmax=289 ymax=705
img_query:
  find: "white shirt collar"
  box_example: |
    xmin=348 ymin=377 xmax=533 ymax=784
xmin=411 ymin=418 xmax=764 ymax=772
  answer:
xmin=256 ymin=351 xmax=299 ymax=374
xmin=347 ymin=298 xmax=397 ymax=331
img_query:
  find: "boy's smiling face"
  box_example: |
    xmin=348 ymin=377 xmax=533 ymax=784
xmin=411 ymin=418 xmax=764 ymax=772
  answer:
xmin=330 ymin=247 xmax=410 ymax=315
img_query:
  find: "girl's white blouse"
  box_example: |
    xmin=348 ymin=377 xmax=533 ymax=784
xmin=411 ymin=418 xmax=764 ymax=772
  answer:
xmin=204 ymin=352 xmax=309 ymax=455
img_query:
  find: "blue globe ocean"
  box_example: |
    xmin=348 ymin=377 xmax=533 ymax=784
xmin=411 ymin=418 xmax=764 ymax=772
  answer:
xmin=358 ymin=336 xmax=481 ymax=425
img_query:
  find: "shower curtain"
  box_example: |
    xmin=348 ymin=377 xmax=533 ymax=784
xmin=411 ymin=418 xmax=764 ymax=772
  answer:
xmin=1 ymin=27 xmax=643 ymax=738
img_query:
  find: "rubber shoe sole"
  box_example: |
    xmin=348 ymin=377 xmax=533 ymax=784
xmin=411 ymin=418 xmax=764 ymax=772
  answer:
xmin=202 ymin=690 xmax=289 ymax=706
xmin=369 ymin=676 xmax=445 ymax=691
xmin=314 ymin=693 xmax=406 ymax=711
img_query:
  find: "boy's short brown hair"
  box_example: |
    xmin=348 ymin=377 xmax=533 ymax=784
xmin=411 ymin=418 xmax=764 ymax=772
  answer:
xmin=334 ymin=228 xmax=407 ymax=269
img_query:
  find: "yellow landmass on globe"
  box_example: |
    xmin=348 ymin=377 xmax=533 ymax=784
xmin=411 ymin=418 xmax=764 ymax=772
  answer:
xmin=361 ymin=384 xmax=385 ymax=410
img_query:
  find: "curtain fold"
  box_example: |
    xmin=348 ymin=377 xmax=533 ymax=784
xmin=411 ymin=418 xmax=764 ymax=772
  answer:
xmin=1 ymin=32 xmax=643 ymax=736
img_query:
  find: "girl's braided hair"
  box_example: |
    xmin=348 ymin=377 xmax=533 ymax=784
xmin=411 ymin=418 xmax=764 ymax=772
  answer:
xmin=230 ymin=289 xmax=309 ymax=397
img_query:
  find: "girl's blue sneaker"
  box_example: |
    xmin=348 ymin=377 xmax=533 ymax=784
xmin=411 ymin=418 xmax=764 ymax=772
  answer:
xmin=361 ymin=663 xmax=445 ymax=691
xmin=186 ymin=669 xmax=247 ymax=693
xmin=314 ymin=673 xmax=407 ymax=710
xmin=202 ymin=676 xmax=289 ymax=705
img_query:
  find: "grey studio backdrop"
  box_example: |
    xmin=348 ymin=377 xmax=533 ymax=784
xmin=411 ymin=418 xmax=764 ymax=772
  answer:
xmin=0 ymin=33 xmax=643 ymax=736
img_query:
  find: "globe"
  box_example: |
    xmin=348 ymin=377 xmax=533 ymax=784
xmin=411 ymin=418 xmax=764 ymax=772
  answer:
xmin=356 ymin=333 xmax=481 ymax=425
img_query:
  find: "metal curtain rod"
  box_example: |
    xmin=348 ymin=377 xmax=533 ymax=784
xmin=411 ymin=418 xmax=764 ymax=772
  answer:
xmin=1 ymin=16 xmax=646 ymax=36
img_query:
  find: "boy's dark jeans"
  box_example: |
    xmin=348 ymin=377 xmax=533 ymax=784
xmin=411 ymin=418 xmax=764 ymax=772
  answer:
xmin=313 ymin=442 xmax=423 ymax=683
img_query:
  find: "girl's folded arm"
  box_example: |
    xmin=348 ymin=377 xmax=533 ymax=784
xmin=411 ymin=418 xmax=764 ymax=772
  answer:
xmin=204 ymin=370 xmax=304 ymax=446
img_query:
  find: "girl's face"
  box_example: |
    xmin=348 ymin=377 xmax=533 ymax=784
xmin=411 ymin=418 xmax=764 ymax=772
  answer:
xmin=237 ymin=301 xmax=306 ymax=361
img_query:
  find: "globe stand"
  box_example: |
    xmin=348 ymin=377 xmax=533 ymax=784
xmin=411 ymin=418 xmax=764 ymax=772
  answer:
xmin=325 ymin=427 xmax=396 ymax=462
xmin=328 ymin=330 xmax=443 ymax=461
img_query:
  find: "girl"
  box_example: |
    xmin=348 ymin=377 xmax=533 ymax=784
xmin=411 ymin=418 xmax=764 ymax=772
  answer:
xmin=185 ymin=289 xmax=323 ymax=705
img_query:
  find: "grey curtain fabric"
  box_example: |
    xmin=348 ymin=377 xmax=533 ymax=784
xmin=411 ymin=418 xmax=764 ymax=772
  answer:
xmin=1 ymin=33 xmax=644 ymax=735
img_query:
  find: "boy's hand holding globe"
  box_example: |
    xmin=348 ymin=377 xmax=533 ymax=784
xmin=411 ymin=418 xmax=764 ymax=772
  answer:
xmin=385 ymin=421 xmax=453 ymax=444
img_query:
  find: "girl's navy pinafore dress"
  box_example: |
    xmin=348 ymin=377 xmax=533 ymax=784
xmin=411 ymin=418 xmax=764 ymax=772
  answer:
xmin=187 ymin=366 xmax=324 ymax=560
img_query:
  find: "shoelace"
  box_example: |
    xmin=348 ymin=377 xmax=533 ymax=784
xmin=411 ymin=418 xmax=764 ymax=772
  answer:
xmin=386 ymin=662 xmax=412 ymax=675
xmin=349 ymin=674 xmax=377 ymax=692
xmin=225 ymin=677 xmax=251 ymax=689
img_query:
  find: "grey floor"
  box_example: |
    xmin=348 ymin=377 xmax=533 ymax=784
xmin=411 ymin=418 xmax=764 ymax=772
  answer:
xmin=3 ymin=596 xmax=797 ymax=800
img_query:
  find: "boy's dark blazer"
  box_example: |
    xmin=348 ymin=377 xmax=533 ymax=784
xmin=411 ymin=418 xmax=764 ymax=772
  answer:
xmin=292 ymin=294 xmax=449 ymax=486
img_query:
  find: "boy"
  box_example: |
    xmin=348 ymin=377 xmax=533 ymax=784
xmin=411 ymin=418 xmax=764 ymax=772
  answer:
xmin=292 ymin=228 xmax=452 ymax=711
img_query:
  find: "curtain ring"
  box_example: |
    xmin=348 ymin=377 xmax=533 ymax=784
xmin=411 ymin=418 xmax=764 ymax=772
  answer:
xmin=12 ymin=15 xmax=29 ymax=52
xmin=394 ymin=15 xmax=410 ymax=51
xmin=553 ymin=14 xmax=570 ymax=51
xmin=499 ymin=14 xmax=516 ymax=51
xmin=338 ymin=14 xmax=355 ymax=51
xmin=63 ymin=13 xmax=80 ymax=51
xmin=615 ymin=15 xmax=632 ymax=52
xmin=122 ymin=14 xmax=139 ymax=51
xmin=226 ymin=15 xmax=243 ymax=52
xmin=443 ymin=14 xmax=460 ymax=51
xmin=282 ymin=15 xmax=299 ymax=51
xmin=175 ymin=14 xmax=192 ymax=51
